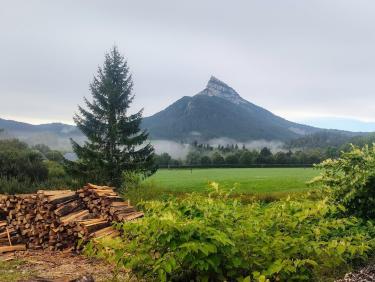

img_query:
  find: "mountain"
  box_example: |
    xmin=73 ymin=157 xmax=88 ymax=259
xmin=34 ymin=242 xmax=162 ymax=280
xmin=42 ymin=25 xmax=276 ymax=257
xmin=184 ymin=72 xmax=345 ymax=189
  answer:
xmin=0 ymin=118 xmax=84 ymax=150
xmin=142 ymin=76 xmax=322 ymax=142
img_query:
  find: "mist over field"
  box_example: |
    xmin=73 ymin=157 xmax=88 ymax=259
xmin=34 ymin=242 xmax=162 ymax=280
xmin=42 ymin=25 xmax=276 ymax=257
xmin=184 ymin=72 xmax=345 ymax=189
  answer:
xmin=151 ymin=140 xmax=191 ymax=159
xmin=151 ymin=138 xmax=285 ymax=159
xmin=206 ymin=138 xmax=285 ymax=153
xmin=0 ymin=126 xmax=285 ymax=158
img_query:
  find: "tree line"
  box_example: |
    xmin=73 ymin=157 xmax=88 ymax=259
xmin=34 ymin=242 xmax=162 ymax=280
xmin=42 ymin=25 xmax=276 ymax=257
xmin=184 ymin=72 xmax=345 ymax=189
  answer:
xmin=154 ymin=145 xmax=329 ymax=167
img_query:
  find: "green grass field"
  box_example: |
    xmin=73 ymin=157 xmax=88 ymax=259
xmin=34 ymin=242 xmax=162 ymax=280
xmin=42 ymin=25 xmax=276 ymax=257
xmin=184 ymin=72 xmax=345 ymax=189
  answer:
xmin=144 ymin=167 xmax=319 ymax=194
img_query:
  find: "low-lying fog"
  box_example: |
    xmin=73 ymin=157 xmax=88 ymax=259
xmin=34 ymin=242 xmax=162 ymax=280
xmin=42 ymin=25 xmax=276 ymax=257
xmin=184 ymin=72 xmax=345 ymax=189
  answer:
xmin=151 ymin=138 xmax=284 ymax=159
xmin=1 ymin=132 xmax=284 ymax=160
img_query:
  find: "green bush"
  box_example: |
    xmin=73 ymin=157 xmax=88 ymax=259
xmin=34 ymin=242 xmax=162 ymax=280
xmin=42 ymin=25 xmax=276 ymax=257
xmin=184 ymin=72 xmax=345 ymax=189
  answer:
xmin=312 ymin=144 xmax=375 ymax=219
xmin=121 ymin=171 xmax=142 ymax=191
xmin=0 ymin=177 xmax=36 ymax=194
xmin=0 ymin=139 xmax=79 ymax=194
xmin=0 ymin=139 xmax=28 ymax=151
xmin=85 ymin=184 xmax=375 ymax=281
xmin=45 ymin=160 xmax=67 ymax=178
xmin=0 ymin=149 xmax=48 ymax=182
xmin=0 ymin=139 xmax=49 ymax=183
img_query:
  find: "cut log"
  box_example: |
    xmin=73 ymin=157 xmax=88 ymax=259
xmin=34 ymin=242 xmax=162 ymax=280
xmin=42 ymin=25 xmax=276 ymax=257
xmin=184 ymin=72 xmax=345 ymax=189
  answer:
xmin=54 ymin=200 xmax=81 ymax=217
xmin=60 ymin=210 xmax=90 ymax=225
xmin=0 ymin=244 xmax=26 ymax=253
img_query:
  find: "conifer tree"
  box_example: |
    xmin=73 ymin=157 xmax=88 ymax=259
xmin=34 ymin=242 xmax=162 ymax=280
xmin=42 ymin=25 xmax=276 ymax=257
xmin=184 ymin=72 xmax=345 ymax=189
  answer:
xmin=69 ymin=47 xmax=155 ymax=187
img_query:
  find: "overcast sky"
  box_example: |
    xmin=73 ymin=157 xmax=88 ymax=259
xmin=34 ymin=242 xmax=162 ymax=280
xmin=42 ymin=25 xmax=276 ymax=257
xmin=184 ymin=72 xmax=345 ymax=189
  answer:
xmin=1 ymin=1 xmax=375 ymax=130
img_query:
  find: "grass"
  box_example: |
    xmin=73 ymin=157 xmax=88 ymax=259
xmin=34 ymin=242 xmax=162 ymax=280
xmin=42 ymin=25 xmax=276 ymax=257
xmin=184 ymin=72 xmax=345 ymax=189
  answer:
xmin=126 ymin=168 xmax=320 ymax=204
xmin=0 ymin=260 xmax=33 ymax=281
xmin=144 ymin=167 xmax=319 ymax=193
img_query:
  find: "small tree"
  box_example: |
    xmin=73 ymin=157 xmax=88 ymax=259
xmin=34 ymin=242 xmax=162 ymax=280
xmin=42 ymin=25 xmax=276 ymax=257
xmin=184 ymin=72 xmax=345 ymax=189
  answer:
xmin=239 ymin=150 xmax=257 ymax=165
xmin=257 ymin=147 xmax=273 ymax=164
xmin=200 ymin=155 xmax=211 ymax=166
xmin=212 ymin=152 xmax=225 ymax=165
xmin=69 ymin=47 xmax=155 ymax=187
xmin=155 ymin=153 xmax=172 ymax=166
xmin=225 ymin=154 xmax=239 ymax=165
xmin=186 ymin=151 xmax=201 ymax=165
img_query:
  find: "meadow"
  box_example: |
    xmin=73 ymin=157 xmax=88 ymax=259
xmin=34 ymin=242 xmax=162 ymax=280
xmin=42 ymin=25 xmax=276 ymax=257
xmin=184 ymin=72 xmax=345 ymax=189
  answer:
xmin=143 ymin=167 xmax=319 ymax=193
xmin=128 ymin=167 xmax=321 ymax=204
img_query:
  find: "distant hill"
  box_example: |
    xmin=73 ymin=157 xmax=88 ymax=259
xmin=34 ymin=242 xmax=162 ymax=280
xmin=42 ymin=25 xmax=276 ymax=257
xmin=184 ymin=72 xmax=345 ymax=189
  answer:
xmin=285 ymin=130 xmax=368 ymax=149
xmin=143 ymin=76 xmax=323 ymax=142
xmin=0 ymin=118 xmax=85 ymax=150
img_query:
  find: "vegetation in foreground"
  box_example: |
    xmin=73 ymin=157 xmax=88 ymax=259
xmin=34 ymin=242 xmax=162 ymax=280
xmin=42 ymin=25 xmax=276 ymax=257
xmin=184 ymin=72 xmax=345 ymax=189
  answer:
xmin=86 ymin=144 xmax=375 ymax=281
xmin=313 ymin=144 xmax=375 ymax=219
xmin=86 ymin=186 xmax=375 ymax=281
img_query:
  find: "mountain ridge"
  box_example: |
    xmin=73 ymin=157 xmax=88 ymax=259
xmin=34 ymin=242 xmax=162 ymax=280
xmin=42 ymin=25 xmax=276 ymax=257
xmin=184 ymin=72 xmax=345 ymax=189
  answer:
xmin=0 ymin=117 xmax=84 ymax=150
xmin=142 ymin=76 xmax=322 ymax=142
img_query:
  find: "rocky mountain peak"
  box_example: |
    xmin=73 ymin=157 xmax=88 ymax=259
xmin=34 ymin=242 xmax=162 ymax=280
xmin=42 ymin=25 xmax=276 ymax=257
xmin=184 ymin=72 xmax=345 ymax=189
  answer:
xmin=206 ymin=76 xmax=230 ymax=90
xmin=198 ymin=76 xmax=245 ymax=104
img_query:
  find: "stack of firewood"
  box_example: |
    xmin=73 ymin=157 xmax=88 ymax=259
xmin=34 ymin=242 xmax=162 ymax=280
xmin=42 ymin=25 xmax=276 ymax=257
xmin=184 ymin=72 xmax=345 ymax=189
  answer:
xmin=0 ymin=184 xmax=141 ymax=253
xmin=78 ymin=183 xmax=144 ymax=222
xmin=0 ymin=219 xmax=26 ymax=254
xmin=0 ymin=194 xmax=26 ymax=253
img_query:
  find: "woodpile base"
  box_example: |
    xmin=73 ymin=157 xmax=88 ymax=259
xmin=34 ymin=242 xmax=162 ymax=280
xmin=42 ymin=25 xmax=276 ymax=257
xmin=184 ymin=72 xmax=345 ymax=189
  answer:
xmin=0 ymin=184 xmax=142 ymax=253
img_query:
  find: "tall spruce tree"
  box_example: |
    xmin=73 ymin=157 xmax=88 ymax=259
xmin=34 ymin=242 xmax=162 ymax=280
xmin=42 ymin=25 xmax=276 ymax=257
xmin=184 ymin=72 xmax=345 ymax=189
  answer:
xmin=69 ymin=47 xmax=155 ymax=187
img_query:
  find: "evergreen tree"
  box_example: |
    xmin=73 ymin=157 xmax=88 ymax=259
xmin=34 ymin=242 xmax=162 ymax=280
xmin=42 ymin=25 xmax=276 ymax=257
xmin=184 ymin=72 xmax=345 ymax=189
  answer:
xmin=68 ymin=47 xmax=155 ymax=187
xmin=258 ymin=147 xmax=273 ymax=164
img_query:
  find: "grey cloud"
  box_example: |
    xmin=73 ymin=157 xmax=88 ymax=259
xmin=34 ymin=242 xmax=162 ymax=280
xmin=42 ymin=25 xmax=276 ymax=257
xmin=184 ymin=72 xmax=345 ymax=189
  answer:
xmin=0 ymin=1 xmax=375 ymax=125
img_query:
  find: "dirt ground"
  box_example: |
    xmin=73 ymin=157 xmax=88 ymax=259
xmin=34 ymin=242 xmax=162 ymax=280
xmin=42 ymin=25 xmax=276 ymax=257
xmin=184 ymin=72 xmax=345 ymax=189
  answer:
xmin=0 ymin=250 xmax=132 ymax=282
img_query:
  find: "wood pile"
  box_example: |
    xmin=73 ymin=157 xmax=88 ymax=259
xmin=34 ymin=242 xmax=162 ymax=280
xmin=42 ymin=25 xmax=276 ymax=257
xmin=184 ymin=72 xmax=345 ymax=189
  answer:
xmin=0 ymin=184 xmax=142 ymax=254
xmin=78 ymin=183 xmax=144 ymax=222
xmin=0 ymin=219 xmax=26 ymax=254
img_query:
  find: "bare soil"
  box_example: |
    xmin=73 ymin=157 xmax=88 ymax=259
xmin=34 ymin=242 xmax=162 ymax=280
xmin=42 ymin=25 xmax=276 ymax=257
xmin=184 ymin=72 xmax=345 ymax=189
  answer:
xmin=0 ymin=250 xmax=131 ymax=282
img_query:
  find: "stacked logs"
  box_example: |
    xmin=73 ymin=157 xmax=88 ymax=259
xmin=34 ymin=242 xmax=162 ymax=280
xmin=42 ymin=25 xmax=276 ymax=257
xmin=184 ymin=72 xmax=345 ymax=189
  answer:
xmin=0 ymin=194 xmax=27 ymax=253
xmin=78 ymin=183 xmax=144 ymax=222
xmin=0 ymin=184 xmax=142 ymax=253
xmin=0 ymin=219 xmax=26 ymax=253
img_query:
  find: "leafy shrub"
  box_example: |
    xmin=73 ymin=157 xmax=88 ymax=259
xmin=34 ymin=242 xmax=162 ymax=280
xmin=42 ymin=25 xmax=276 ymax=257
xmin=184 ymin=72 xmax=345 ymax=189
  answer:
xmin=85 ymin=184 xmax=375 ymax=281
xmin=312 ymin=144 xmax=375 ymax=219
xmin=0 ymin=175 xmax=79 ymax=195
xmin=40 ymin=160 xmax=80 ymax=189
xmin=0 ymin=139 xmax=29 ymax=151
xmin=0 ymin=139 xmax=49 ymax=183
xmin=45 ymin=160 xmax=67 ymax=178
xmin=0 ymin=149 xmax=48 ymax=182
xmin=0 ymin=139 xmax=79 ymax=194
xmin=0 ymin=177 xmax=36 ymax=194
xmin=121 ymin=171 xmax=142 ymax=191
xmin=33 ymin=144 xmax=65 ymax=163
